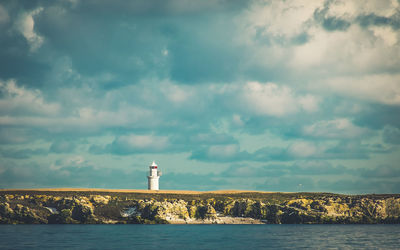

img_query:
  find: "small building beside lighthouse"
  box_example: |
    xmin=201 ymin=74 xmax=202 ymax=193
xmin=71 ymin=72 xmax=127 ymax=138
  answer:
xmin=147 ymin=161 xmax=162 ymax=190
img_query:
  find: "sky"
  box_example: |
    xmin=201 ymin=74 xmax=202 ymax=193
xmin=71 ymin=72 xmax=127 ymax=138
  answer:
xmin=0 ymin=0 xmax=400 ymax=193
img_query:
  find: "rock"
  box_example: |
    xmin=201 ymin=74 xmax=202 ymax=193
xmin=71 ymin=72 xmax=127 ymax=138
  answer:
xmin=91 ymin=195 xmax=111 ymax=205
xmin=0 ymin=202 xmax=14 ymax=224
xmin=205 ymin=205 xmax=217 ymax=219
xmin=188 ymin=205 xmax=197 ymax=218
xmin=0 ymin=202 xmax=13 ymax=216
xmin=286 ymin=199 xmax=312 ymax=211
xmin=13 ymin=204 xmax=43 ymax=224
xmin=310 ymin=200 xmax=326 ymax=212
xmin=72 ymin=202 xmax=95 ymax=223
xmin=5 ymin=195 xmax=14 ymax=201
xmin=48 ymin=208 xmax=79 ymax=224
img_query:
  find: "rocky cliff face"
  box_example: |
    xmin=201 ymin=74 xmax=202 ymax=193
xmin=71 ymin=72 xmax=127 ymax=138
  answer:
xmin=1 ymin=192 xmax=399 ymax=224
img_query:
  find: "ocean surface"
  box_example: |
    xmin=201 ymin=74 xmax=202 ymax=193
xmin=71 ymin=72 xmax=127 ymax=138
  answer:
xmin=0 ymin=224 xmax=399 ymax=249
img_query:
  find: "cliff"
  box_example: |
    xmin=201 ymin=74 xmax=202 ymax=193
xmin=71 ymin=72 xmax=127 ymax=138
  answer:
xmin=1 ymin=190 xmax=400 ymax=224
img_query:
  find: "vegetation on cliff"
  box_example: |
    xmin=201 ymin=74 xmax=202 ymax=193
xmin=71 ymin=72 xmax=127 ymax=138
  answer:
xmin=1 ymin=191 xmax=399 ymax=224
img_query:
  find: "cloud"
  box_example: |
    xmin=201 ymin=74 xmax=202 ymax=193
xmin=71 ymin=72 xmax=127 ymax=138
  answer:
xmin=290 ymin=24 xmax=400 ymax=74
xmin=224 ymin=161 xmax=349 ymax=178
xmin=171 ymin=132 xmax=237 ymax=146
xmin=111 ymin=134 xmax=169 ymax=153
xmin=244 ymin=0 xmax=323 ymax=40
xmin=235 ymin=81 xmax=320 ymax=117
xmin=0 ymin=128 xmax=34 ymax=144
xmin=91 ymin=134 xmax=170 ymax=155
xmin=0 ymin=79 xmax=156 ymax=133
xmin=324 ymin=74 xmax=400 ymax=106
xmin=287 ymin=141 xmax=317 ymax=158
xmin=14 ymin=7 xmax=44 ymax=52
xmin=190 ymin=139 xmax=390 ymax=163
xmin=314 ymin=3 xmax=351 ymax=32
xmin=236 ymin=0 xmax=399 ymax=79
xmin=370 ymin=26 xmax=398 ymax=46
xmin=314 ymin=0 xmax=399 ymax=31
xmin=0 ymin=79 xmax=60 ymax=116
xmin=208 ymin=144 xmax=239 ymax=157
xmin=190 ymin=144 xmax=250 ymax=163
xmin=328 ymin=0 xmax=399 ymax=18
xmin=0 ymin=159 xmax=147 ymax=189
xmin=160 ymin=82 xmax=192 ymax=104
xmin=240 ymin=82 xmax=296 ymax=116
xmin=49 ymin=140 xmax=76 ymax=153
xmin=50 ymin=156 xmax=94 ymax=171
xmin=272 ymin=140 xmax=388 ymax=161
xmin=0 ymin=147 xmax=47 ymax=159
xmin=0 ymin=78 xmax=322 ymax=139
xmin=302 ymin=118 xmax=370 ymax=139
xmin=253 ymin=141 xmax=365 ymax=161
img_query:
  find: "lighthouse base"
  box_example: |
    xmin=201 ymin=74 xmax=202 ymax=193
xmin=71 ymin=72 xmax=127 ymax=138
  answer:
xmin=147 ymin=176 xmax=160 ymax=190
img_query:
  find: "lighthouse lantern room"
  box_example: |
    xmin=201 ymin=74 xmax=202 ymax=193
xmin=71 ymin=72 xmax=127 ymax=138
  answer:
xmin=147 ymin=161 xmax=161 ymax=190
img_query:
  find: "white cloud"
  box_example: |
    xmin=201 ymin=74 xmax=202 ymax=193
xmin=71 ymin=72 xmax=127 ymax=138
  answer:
xmin=50 ymin=156 xmax=93 ymax=173
xmin=162 ymin=49 xmax=169 ymax=56
xmin=239 ymin=81 xmax=319 ymax=117
xmin=235 ymin=1 xmax=324 ymax=71
xmin=113 ymin=134 xmax=169 ymax=152
xmin=327 ymin=0 xmax=399 ymax=18
xmin=370 ymin=26 xmax=398 ymax=47
xmin=303 ymin=118 xmax=369 ymax=139
xmin=242 ymin=82 xmax=296 ymax=116
xmin=160 ymin=81 xmax=192 ymax=103
xmin=232 ymin=114 xmax=244 ymax=127
xmin=0 ymin=79 xmax=60 ymax=116
xmin=288 ymin=141 xmax=317 ymax=158
xmin=207 ymin=144 xmax=240 ymax=159
xmin=15 ymin=8 xmax=44 ymax=52
xmin=237 ymin=0 xmax=400 ymax=79
xmin=291 ymin=2 xmax=400 ymax=74
xmin=244 ymin=0 xmax=323 ymax=39
xmin=298 ymin=95 xmax=320 ymax=112
xmin=0 ymin=79 xmax=158 ymax=132
xmin=75 ymin=106 xmax=153 ymax=129
xmin=324 ymin=74 xmax=400 ymax=105
xmin=290 ymin=25 xmax=399 ymax=73
xmin=0 ymin=102 xmax=155 ymax=133
xmin=0 ymin=128 xmax=32 ymax=144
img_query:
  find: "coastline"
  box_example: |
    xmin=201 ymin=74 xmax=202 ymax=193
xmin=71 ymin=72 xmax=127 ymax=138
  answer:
xmin=1 ymin=189 xmax=399 ymax=224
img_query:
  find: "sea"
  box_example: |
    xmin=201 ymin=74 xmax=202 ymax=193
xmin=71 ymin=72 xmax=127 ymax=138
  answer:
xmin=0 ymin=224 xmax=399 ymax=249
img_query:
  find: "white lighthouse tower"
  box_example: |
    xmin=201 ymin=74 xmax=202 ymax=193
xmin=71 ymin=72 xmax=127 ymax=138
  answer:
xmin=147 ymin=161 xmax=162 ymax=190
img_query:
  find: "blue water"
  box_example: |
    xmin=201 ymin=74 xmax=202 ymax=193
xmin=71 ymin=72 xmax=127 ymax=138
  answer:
xmin=0 ymin=225 xmax=399 ymax=249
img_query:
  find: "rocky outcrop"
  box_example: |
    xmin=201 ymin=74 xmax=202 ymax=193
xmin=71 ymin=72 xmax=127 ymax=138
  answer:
xmin=0 ymin=192 xmax=399 ymax=224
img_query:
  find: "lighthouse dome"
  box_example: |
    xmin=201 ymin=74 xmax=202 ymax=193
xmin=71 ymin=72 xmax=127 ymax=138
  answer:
xmin=150 ymin=161 xmax=157 ymax=167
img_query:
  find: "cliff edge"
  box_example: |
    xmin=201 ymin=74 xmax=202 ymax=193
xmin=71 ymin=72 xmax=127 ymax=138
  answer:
xmin=1 ymin=190 xmax=399 ymax=224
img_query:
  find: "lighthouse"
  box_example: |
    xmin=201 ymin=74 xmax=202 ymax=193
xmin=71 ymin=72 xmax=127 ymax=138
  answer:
xmin=147 ymin=161 xmax=162 ymax=190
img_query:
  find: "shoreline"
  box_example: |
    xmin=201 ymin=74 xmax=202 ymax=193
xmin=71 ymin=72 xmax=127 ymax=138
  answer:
xmin=1 ymin=191 xmax=400 ymax=224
